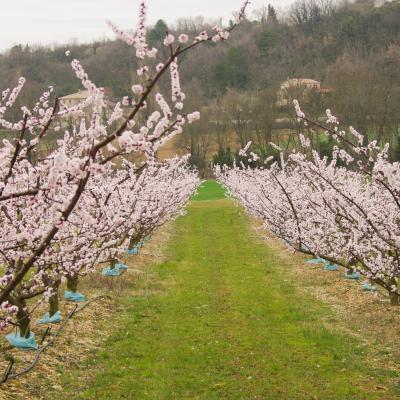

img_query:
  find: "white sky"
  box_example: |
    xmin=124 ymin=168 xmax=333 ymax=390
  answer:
xmin=0 ymin=0 xmax=295 ymax=52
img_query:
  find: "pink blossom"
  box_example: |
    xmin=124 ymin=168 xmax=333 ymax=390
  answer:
xmin=179 ymin=34 xmax=189 ymax=43
xmin=132 ymin=84 xmax=144 ymax=95
xmin=187 ymin=111 xmax=200 ymax=124
xmin=163 ymin=34 xmax=175 ymax=46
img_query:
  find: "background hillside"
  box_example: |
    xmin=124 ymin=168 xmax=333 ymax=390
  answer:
xmin=1 ymin=0 xmax=399 ymax=173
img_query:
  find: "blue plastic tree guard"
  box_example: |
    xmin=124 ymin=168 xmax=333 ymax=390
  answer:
xmin=307 ymin=257 xmax=326 ymax=264
xmin=5 ymin=331 xmax=38 ymax=350
xmin=102 ymin=263 xmax=128 ymax=276
xmin=64 ymin=291 xmax=86 ymax=302
xmin=325 ymin=264 xmax=339 ymax=271
xmin=102 ymin=267 xmax=121 ymax=276
xmin=144 ymin=235 xmax=150 ymax=242
xmin=126 ymin=247 xmax=139 ymax=255
xmin=362 ymin=282 xmax=377 ymax=292
xmin=345 ymin=271 xmax=361 ymax=280
xmin=37 ymin=311 xmax=62 ymax=324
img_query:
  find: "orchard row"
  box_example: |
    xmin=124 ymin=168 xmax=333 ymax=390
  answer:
xmin=217 ymin=102 xmax=400 ymax=305
xmin=0 ymin=0 xmax=249 ymax=350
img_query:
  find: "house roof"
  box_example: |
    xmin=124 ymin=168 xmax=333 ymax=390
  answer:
xmin=281 ymin=78 xmax=321 ymax=88
xmin=318 ymin=88 xmax=335 ymax=94
xmin=59 ymin=90 xmax=91 ymax=100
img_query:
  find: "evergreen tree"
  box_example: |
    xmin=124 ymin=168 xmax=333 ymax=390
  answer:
xmin=148 ymin=20 xmax=168 ymax=46
xmin=267 ymin=4 xmax=278 ymax=25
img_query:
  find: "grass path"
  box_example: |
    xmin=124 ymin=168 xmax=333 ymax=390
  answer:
xmin=59 ymin=182 xmax=396 ymax=399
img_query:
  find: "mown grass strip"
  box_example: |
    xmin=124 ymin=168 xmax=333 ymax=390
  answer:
xmin=192 ymin=179 xmax=226 ymax=201
xmin=57 ymin=197 xmax=398 ymax=400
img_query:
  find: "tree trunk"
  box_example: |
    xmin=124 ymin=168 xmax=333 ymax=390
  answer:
xmin=42 ymin=275 xmax=61 ymax=317
xmin=129 ymin=236 xmax=137 ymax=249
xmin=11 ymin=259 xmax=31 ymax=337
xmin=49 ymin=280 xmax=61 ymax=317
xmin=110 ymin=259 xmax=118 ymax=271
xmin=389 ymin=291 xmax=400 ymax=306
xmin=67 ymin=275 xmax=79 ymax=293
xmin=388 ymin=279 xmax=399 ymax=306
xmin=16 ymin=299 xmax=31 ymax=338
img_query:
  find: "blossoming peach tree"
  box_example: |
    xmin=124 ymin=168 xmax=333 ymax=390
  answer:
xmin=0 ymin=0 xmax=250 ymax=346
xmin=217 ymin=101 xmax=400 ymax=305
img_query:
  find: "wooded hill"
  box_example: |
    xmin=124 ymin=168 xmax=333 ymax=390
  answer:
xmin=1 ymin=0 xmax=399 ymax=168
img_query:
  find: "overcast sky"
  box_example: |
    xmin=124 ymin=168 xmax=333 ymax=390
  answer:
xmin=0 ymin=0 xmax=295 ymax=52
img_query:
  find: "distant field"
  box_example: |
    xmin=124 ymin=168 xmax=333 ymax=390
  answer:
xmin=156 ymin=129 xmax=295 ymax=161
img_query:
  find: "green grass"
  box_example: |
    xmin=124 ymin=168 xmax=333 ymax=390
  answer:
xmin=56 ymin=197 xmax=398 ymax=399
xmin=192 ymin=179 xmax=226 ymax=201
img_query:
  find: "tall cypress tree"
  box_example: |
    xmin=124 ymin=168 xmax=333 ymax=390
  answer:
xmin=267 ymin=4 xmax=279 ymax=25
xmin=148 ymin=20 xmax=169 ymax=46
